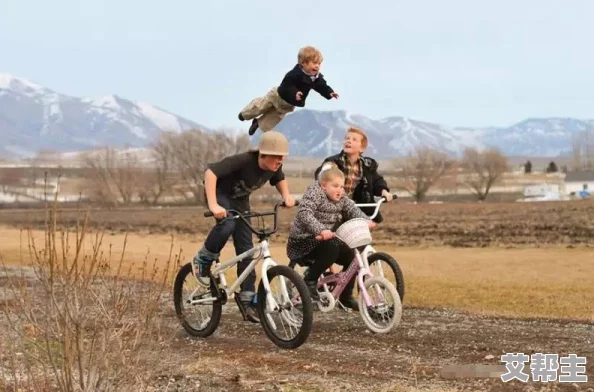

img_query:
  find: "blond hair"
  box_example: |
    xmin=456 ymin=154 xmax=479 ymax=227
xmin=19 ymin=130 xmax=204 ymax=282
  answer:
xmin=319 ymin=166 xmax=345 ymax=184
xmin=347 ymin=126 xmax=368 ymax=149
xmin=298 ymin=46 xmax=323 ymax=65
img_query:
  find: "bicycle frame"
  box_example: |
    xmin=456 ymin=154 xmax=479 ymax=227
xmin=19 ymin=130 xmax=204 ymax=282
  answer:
xmin=317 ymin=244 xmax=383 ymax=308
xmin=188 ymin=239 xmax=278 ymax=305
xmin=188 ymin=201 xmax=294 ymax=307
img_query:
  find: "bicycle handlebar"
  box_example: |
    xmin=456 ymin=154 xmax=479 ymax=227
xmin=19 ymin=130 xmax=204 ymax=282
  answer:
xmin=203 ymin=200 xmax=299 ymax=237
xmin=354 ymin=193 xmax=398 ymax=220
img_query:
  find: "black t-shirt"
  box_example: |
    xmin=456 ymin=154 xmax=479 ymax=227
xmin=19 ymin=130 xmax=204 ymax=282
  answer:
xmin=208 ymin=151 xmax=285 ymax=206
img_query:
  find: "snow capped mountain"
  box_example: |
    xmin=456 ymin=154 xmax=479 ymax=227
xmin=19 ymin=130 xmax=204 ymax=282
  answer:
xmin=0 ymin=73 xmax=204 ymax=158
xmin=1 ymin=73 xmax=591 ymax=160
xmin=274 ymin=110 xmax=592 ymax=158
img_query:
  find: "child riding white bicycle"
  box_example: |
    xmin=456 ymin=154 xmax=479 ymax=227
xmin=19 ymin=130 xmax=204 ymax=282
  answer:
xmin=286 ymin=166 xmax=376 ymax=310
xmin=192 ymin=131 xmax=295 ymax=323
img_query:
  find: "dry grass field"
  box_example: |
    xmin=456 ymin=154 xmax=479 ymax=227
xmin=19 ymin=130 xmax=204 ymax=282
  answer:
xmin=1 ymin=199 xmax=593 ymax=391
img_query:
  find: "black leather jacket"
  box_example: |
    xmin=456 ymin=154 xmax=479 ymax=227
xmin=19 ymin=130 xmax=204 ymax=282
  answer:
xmin=314 ymin=151 xmax=390 ymax=223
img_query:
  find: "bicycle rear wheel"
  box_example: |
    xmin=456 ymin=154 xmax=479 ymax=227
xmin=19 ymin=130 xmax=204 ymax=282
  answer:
xmin=358 ymin=276 xmax=402 ymax=334
xmin=173 ymin=262 xmax=222 ymax=338
xmin=256 ymin=265 xmax=313 ymax=349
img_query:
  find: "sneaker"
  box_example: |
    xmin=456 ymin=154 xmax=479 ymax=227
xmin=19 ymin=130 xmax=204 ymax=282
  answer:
xmin=248 ymin=119 xmax=259 ymax=135
xmin=192 ymin=255 xmax=212 ymax=279
xmin=238 ymin=113 xmax=245 ymax=121
xmin=234 ymin=295 xmax=260 ymax=323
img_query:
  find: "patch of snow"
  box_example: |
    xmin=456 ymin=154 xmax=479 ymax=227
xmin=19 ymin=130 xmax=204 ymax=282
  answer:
xmin=0 ymin=73 xmax=43 ymax=91
xmin=137 ymin=102 xmax=183 ymax=132
xmin=86 ymin=95 xmax=121 ymax=110
xmin=129 ymin=125 xmax=147 ymax=139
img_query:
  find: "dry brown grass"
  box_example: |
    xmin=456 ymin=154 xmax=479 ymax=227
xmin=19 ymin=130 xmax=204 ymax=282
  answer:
xmin=396 ymin=247 xmax=594 ymax=322
xmin=2 ymin=227 xmax=592 ymax=322
xmin=0 ymin=207 xmax=177 ymax=391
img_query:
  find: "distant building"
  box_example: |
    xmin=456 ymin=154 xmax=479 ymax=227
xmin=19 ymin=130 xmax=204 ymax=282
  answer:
xmin=519 ymin=183 xmax=562 ymax=202
xmin=563 ymin=171 xmax=594 ymax=199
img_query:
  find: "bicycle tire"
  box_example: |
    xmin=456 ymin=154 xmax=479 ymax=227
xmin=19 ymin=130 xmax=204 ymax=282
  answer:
xmin=358 ymin=276 xmax=402 ymax=334
xmin=173 ymin=262 xmax=222 ymax=338
xmin=367 ymin=252 xmax=405 ymax=302
xmin=256 ymin=265 xmax=314 ymax=349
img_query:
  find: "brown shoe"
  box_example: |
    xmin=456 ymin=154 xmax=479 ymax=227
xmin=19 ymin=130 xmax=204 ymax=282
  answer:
xmin=248 ymin=119 xmax=259 ymax=135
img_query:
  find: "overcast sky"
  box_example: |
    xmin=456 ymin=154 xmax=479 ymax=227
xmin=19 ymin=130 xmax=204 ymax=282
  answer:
xmin=2 ymin=0 xmax=593 ymax=129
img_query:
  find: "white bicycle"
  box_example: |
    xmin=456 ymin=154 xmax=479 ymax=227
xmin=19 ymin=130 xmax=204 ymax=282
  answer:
xmin=173 ymin=202 xmax=314 ymax=349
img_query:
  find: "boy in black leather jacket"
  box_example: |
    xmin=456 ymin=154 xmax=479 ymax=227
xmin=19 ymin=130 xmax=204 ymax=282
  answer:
xmin=314 ymin=127 xmax=393 ymax=223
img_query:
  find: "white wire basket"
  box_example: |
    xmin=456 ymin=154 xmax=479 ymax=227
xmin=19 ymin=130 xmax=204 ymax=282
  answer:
xmin=335 ymin=218 xmax=372 ymax=248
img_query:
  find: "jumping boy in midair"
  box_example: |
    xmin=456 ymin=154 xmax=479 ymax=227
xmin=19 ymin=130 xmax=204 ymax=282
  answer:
xmin=238 ymin=45 xmax=339 ymax=136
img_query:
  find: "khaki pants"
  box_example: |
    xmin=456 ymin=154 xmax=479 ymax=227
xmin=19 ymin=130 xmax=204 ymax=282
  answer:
xmin=239 ymin=87 xmax=295 ymax=132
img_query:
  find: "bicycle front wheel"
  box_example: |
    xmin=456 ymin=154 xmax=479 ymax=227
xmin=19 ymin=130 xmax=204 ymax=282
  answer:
xmin=358 ymin=276 xmax=402 ymax=334
xmin=173 ymin=262 xmax=222 ymax=338
xmin=256 ymin=265 xmax=313 ymax=349
xmin=367 ymin=252 xmax=405 ymax=302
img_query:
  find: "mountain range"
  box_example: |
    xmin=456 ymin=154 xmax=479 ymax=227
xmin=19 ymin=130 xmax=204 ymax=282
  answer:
xmin=1 ymin=73 xmax=591 ymax=159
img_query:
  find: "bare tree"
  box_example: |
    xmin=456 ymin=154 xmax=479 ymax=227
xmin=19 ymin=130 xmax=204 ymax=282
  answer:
xmin=393 ymin=146 xmax=451 ymax=202
xmin=157 ymin=128 xmax=252 ymax=203
xmin=460 ymin=147 xmax=509 ymax=201
xmin=572 ymin=129 xmax=594 ymax=170
xmin=81 ymin=147 xmax=140 ymax=206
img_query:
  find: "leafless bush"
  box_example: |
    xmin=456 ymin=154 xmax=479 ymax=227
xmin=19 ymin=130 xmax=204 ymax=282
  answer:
xmin=460 ymin=147 xmax=509 ymax=201
xmin=392 ymin=146 xmax=453 ymax=202
xmin=0 ymin=200 xmax=179 ymax=391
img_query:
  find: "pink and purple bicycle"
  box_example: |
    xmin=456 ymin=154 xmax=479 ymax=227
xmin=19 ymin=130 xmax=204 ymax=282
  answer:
xmin=290 ymin=214 xmax=403 ymax=333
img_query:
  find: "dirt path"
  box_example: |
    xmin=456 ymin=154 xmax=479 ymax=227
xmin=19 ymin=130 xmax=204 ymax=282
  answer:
xmin=2 ymin=264 xmax=593 ymax=391
xmin=151 ymin=299 xmax=594 ymax=391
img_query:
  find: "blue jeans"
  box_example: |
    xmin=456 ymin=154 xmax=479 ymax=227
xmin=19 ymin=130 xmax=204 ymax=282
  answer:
xmin=196 ymin=193 xmax=255 ymax=300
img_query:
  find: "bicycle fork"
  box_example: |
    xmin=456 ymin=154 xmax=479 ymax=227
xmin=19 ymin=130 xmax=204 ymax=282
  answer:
xmin=356 ymin=253 xmax=387 ymax=308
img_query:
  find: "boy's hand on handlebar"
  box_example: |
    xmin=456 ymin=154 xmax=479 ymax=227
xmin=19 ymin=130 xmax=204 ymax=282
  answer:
xmin=283 ymin=195 xmax=296 ymax=208
xmin=368 ymin=220 xmax=377 ymax=230
xmin=209 ymin=204 xmax=227 ymax=219
xmin=381 ymin=189 xmax=393 ymax=202
xmin=317 ymin=230 xmax=335 ymax=241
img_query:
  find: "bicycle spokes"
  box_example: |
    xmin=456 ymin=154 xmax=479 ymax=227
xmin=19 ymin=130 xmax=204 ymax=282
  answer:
xmin=262 ymin=273 xmax=304 ymax=340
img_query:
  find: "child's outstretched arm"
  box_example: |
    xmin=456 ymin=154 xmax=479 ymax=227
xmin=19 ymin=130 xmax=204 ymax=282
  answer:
xmin=313 ymin=76 xmax=338 ymax=100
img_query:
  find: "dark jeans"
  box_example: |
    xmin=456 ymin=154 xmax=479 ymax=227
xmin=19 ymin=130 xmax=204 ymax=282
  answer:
xmin=304 ymin=239 xmax=357 ymax=298
xmin=200 ymin=193 xmax=255 ymax=296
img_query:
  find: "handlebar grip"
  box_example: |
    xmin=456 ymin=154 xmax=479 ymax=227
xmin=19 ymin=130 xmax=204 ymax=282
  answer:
xmin=392 ymin=193 xmax=398 ymax=200
xmin=279 ymin=200 xmax=300 ymax=207
xmin=204 ymin=211 xmax=214 ymax=218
